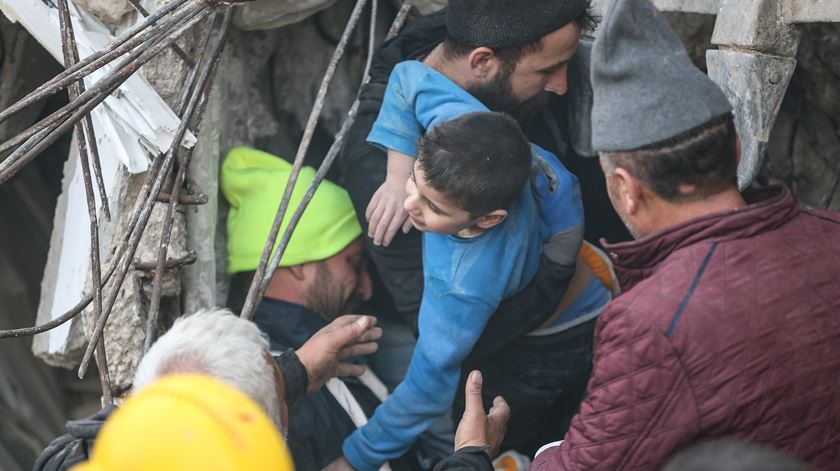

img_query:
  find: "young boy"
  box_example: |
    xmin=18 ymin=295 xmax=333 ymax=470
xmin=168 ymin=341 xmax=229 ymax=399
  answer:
xmin=343 ymin=102 xmax=613 ymax=468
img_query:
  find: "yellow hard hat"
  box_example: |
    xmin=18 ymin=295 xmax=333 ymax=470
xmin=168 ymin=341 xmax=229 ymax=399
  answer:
xmin=71 ymin=374 xmax=294 ymax=471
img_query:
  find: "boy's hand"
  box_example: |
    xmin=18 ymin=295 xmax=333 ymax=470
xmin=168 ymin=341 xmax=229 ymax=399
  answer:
xmin=366 ymin=177 xmax=413 ymax=247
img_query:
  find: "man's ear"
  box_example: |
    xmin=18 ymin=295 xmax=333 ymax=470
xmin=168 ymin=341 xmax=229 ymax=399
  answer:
xmin=613 ymin=168 xmax=643 ymax=216
xmin=287 ymin=264 xmax=307 ymax=281
xmin=475 ymin=209 xmax=508 ymax=230
xmin=467 ymin=47 xmax=501 ymax=80
xmin=735 ymin=137 xmax=742 ymax=165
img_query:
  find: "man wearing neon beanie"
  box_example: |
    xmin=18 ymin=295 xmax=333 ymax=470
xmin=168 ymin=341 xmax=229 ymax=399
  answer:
xmin=223 ymin=146 xmax=386 ymax=470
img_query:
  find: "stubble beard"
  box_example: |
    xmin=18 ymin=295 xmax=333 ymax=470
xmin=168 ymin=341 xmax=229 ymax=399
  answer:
xmin=303 ymin=263 xmax=359 ymax=321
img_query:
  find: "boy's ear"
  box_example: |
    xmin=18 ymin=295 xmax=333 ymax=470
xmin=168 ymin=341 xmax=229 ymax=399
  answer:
xmin=474 ymin=209 xmax=508 ymax=230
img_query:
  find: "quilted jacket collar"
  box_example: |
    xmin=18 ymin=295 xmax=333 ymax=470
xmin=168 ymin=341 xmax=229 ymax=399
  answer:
xmin=602 ymin=185 xmax=799 ymax=291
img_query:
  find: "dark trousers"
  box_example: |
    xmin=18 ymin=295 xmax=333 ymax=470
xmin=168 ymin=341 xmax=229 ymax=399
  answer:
xmin=454 ymin=318 xmax=598 ymax=458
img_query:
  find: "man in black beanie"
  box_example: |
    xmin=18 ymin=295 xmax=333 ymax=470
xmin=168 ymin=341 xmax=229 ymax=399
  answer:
xmin=335 ymin=3 xmax=625 ymax=467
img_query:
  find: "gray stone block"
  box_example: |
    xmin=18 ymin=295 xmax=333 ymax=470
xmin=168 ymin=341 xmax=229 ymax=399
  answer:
xmin=783 ymin=0 xmax=840 ymax=23
xmin=707 ymin=49 xmax=797 ymax=188
xmin=712 ymin=0 xmax=800 ymax=57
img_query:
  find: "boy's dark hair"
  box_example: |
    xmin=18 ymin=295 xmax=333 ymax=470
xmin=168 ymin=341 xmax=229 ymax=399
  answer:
xmin=600 ymin=113 xmax=739 ymax=203
xmin=442 ymin=1 xmax=599 ymax=68
xmin=417 ymin=112 xmax=531 ymax=218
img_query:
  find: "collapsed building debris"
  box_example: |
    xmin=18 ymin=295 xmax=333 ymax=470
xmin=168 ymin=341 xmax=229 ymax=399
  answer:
xmin=0 ymin=0 xmax=839 ymax=469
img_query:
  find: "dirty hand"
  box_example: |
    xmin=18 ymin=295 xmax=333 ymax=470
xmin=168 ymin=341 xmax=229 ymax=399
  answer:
xmin=366 ymin=177 xmax=413 ymax=247
xmin=296 ymin=315 xmax=383 ymax=394
xmin=454 ymin=370 xmax=511 ymax=458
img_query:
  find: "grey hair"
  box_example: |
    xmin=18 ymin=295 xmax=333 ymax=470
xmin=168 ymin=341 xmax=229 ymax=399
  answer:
xmin=133 ymin=308 xmax=281 ymax=428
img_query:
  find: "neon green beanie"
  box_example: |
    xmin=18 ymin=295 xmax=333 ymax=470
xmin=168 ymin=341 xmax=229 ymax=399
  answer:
xmin=221 ymin=147 xmax=362 ymax=274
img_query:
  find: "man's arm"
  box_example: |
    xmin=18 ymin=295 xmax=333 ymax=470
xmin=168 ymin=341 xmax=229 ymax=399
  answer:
xmin=342 ymin=284 xmax=498 ymax=471
xmin=531 ymin=304 xmax=699 ymax=471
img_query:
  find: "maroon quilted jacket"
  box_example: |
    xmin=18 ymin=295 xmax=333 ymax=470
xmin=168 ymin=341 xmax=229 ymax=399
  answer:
xmin=531 ymin=186 xmax=840 ymax=470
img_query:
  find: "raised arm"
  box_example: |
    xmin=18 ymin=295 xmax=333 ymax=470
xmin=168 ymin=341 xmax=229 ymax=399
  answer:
xmin=342 ymin=280 xmax=498 ymax=471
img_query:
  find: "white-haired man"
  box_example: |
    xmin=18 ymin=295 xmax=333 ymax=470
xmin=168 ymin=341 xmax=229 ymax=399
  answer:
xmin=34 ymin=308 xmax=382 ymax=471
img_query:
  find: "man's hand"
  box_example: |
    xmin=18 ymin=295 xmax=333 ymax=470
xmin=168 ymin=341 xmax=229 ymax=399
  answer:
xmin=454 ymin=370 xmax=511 ymax=459
xmin=366 ymin=177 xmax=413 ymax=247
xmin=296 ymin=315 xmax=383 ymax=394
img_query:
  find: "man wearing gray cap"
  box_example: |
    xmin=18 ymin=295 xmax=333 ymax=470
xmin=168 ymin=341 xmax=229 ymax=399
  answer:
xmin=523 ymin=0 xmax=840 ymax=469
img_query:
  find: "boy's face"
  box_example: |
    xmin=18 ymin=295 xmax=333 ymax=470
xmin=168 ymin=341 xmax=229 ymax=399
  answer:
xmin=403 ymin=160 xmax=477 ymax=235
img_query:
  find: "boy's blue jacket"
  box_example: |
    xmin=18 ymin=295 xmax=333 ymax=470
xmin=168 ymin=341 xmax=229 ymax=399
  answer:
xmin=343 ymin=60 xmax=602 ymax=470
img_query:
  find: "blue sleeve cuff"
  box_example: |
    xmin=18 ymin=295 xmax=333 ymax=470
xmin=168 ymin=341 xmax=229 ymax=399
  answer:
xmin=367 ymin=126 xmax=419 ymax=158
xmin=342 ymin=431 xmax=380 ymax=471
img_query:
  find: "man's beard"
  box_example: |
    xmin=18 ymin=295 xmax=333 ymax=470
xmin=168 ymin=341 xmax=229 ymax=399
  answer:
xmin=302 ymin=263 xmax=361 ymax=321
xmin=467 ymin=65 xmax=521 ymax=116
xmin=466 ymin=65 xmax=544 ymax=122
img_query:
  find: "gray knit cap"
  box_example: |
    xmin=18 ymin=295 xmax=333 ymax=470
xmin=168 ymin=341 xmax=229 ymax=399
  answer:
xmin=591 ymin=0 xmax=732 ymax=152
xmin=446 ymin=0 xmax=587 ymax=48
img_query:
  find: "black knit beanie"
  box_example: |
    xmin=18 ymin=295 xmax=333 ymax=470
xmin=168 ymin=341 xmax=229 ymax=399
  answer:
xmin=446 ymin=0 xmax=588 ymax=48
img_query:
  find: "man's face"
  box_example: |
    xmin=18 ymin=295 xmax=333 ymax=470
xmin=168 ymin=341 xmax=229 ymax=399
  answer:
xmin=467 ymin=22 xmax=582 ymax=116
xmin=302 ymin=238 xmax=372 ymax=320
xmin=403 ymin=159 xmax=476 ymax=235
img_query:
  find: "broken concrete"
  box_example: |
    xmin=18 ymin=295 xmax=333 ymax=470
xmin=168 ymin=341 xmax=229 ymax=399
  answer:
xmin=782 ymin=0 xmax=840 ymax=23
xmin=234 ymin=0 xmax=340 ymax=31
xmin=73 ymin=0 xmax=132 ymax=27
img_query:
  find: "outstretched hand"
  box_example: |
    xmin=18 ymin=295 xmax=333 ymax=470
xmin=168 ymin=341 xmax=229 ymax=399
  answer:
xmin=454 ymin=370 xmax=511 ymax=458
xmin=296 ymin=315 xmax=383 ymax=394
xmin=366 ymin=177 xmax=413 ymax=247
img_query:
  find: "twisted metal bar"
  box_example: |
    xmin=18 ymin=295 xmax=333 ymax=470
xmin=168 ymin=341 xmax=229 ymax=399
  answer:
xmin=0 ymin=0 xmax=192 ymax=127
xmin=241 ymin=0 xmax=413 ymax=321
xmin=126 ymin=0 xmax=196 ymax=68
xmin=0 ymin=3 xmax=208 ymax=340
xmin=79 ymin=6 xmax=234 ymax=378
xmin=0 ymin=4 xmax=209 ymax=184
xmin=144 ymin=10 xmax=231 ymax=353
xmin=57 ymin=0 xmax=112 ymax=403
xmin=240 ymin=0 xmax=371 ymax=320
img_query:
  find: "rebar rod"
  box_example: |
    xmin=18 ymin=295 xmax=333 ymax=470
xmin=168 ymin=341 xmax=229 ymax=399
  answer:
xmin=144 ymin=10 xmax=231 ymax=353
xmin=134 ymin=250 xmax=197 ymax=271
xmin=0 ymin=0 xmax=192 ymax=127
xmin=247 ymin=0 xmax=412 ymax=312
xmin=362 ymin=0 xmax=377 ymax=80
xmin=78 ymin=6 xmax=232 ymax=378
xmin=0 ymin=1 xmax=204 ymax=158
xmin=63 ymin=4 xmax=111 ymax=221
xmin=81 ymin=116 xmax=111 ymax=220
xmin=58 ymin=0 xmax=113 ymax=404
xmin=240 ymin=0 xmax=370 ymax=320
xmin=0 ymin=5 xmax=210 ymax=185
xmin=387 ymin=0 xmax=413 ymax=39
xmin=0 ymin=140 xmax=172 ymax=339
xmin=241 ymin=0 xmax=412 ymax=321
xmin=126 ymin=0 xmax=196 ymax=68
xmin=155 ymin=192 xmax=208 ymax=205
